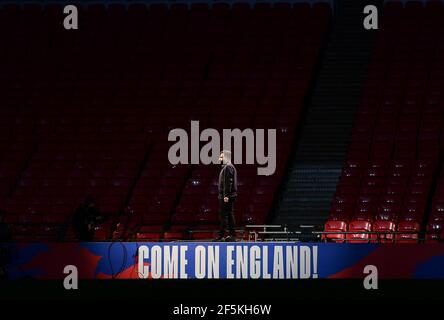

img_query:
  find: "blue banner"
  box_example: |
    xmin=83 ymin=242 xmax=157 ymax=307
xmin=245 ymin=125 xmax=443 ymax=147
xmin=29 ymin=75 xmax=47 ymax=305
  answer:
xmin=2 ymin=242 xmax=444 ymax=280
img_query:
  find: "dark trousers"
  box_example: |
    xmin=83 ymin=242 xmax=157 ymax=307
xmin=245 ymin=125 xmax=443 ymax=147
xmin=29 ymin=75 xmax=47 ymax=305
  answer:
xmin=218 ymin=198 xmax=236 ymax=237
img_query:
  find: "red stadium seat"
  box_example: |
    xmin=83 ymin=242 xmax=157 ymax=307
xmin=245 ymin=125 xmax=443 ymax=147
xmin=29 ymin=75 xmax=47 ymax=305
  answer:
xmin=396 ymin=221 xmax=420 ymax=244
xmin=323 ymin=220 xmax=347 ymax=243
xmin=425 ymin=222 xmax=443 ymax=243
xmin=372 ymin=221 xmax=396 ymax=243
xmin=347 ymin=220 xmax=372 ymax=243
xmin=136 ymin=232 xmax=163 ymax=241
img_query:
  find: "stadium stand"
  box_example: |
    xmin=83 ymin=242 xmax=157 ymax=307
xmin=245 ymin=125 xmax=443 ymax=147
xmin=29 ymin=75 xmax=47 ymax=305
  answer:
xmin=0 ymin=2 xmax=330 ymax=241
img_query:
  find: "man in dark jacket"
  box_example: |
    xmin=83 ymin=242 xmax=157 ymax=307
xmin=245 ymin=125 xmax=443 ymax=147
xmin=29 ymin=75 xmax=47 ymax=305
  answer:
xmin=73 ymin=197 xmax=102 ymax=241
xmin=216 ymin=150 xmax=237 ymax=242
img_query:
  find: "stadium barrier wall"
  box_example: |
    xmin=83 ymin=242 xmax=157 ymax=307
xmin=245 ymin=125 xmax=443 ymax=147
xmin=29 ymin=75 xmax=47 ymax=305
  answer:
xmin=2 ymin=242 xmax=444 ymax=280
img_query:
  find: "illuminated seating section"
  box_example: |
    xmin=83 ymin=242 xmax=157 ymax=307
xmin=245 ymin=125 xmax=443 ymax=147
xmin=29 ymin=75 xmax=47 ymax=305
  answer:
xmin=324 ymin=1 xmax=444 ymax=243
xmin=0 ymin=2 xmax=329 ymax=241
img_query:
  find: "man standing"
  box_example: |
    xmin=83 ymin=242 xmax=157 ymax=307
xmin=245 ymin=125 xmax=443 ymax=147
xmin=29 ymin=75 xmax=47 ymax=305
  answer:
xmin=216 ymin=150 xmax=237 ymax=242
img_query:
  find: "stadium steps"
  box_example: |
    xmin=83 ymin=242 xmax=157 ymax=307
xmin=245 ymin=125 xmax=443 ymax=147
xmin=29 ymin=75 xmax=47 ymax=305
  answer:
xmin=273 ymin=0 xmax=381 ymax=228
xmin=275 ymin=165 xmax=341 ymax=226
